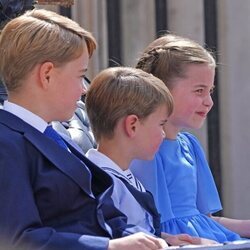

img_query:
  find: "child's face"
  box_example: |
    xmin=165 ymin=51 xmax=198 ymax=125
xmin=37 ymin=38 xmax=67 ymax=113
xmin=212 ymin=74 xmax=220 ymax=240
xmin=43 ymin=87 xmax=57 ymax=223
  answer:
xmin=167 ymin=64 xmax=215 ymax=133
xmin=134 ymin=104 xmax=168 ymax=161
xmin=48 ymin=45 xmax=89 ymax=122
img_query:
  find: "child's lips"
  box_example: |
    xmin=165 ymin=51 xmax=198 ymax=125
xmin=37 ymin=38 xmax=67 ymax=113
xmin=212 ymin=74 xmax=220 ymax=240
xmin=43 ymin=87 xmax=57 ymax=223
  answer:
xmin=196 ymin=111 xmax=207 ymax=117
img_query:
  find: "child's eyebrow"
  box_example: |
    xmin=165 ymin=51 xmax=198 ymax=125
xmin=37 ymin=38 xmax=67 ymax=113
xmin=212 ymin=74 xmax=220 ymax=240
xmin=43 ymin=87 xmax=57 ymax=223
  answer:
xmin=194 ymin=84 xmax=215 ymax=89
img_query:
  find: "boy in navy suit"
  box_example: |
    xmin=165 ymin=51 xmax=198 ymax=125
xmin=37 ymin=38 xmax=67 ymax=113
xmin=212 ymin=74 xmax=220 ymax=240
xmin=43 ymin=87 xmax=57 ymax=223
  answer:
xmin=0 ymin=9 xmax=167 ymax=250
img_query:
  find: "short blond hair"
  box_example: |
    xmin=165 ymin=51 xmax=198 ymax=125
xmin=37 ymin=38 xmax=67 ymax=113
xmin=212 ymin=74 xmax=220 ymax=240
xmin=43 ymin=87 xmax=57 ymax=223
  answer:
xmin=0 ymin=9 xmax=96 ymax=91
xmin=85 ymin=67 xmax=173 ymax=142
xmin=136 ymin=34 xmax=215 ymax=89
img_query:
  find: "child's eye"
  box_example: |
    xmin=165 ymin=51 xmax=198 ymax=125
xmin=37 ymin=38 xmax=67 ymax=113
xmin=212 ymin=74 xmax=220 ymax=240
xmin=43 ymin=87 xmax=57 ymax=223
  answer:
xmin=195 ymin=89 xmax=203 ymax=94
xmin=210 ymin=88 xmax=215 ymax=94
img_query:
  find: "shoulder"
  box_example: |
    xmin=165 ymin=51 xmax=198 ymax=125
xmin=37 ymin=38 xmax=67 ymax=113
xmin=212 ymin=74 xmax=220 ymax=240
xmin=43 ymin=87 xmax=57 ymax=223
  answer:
xmin=179 ymin=131 xmax=198 ymax=141
xmin=107 ymin=171 xmax=135 ymax=207
xmin=179 ymin=132 xmax=203 ymax=149
xmin=178 ymin=132 xmax=207 ymax=160
xmin=0 ymin=121 xmax=26 ymax=151
xmin=103 ymin=168 xmax=130 ymax=192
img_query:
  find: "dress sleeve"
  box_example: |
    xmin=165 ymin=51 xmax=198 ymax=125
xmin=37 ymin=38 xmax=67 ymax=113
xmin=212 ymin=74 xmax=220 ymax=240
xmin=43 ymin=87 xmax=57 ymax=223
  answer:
xmin=181 ymin=132 xmax=222 ymax=215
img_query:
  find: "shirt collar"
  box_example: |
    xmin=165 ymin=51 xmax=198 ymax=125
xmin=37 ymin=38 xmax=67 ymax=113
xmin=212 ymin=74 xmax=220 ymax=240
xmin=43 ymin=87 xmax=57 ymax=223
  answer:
xmin=86 ymin=148 xmax=128 ymax=178
xmin=86 ymin=148 xmax=145 ymax=191
xmin=3 ymin=100 xmax=47 ymax=133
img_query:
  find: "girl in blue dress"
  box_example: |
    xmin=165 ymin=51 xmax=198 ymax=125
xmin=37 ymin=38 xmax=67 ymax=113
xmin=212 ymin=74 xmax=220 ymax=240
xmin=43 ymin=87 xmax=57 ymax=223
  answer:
xmin=131 ymin=34 xmax=250 ymax=243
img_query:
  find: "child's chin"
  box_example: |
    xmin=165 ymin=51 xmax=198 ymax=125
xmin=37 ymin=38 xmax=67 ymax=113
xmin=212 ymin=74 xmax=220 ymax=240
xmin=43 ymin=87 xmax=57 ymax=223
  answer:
xmin=190 ymin=121 xmax=205 ymax=130
xmin=197 ymin=123 xmax=205 ymax=129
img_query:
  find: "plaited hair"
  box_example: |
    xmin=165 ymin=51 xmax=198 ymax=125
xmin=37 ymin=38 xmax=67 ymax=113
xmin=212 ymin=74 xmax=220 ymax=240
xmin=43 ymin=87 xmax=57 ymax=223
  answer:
xmin=136 ymin=34 xmax=215 ymax=89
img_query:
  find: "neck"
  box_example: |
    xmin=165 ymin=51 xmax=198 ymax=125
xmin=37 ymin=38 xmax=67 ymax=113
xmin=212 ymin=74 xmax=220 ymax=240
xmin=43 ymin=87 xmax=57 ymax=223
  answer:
xmin=97 ymin=139 xmax=131 ymax=171
xmin=163 ymin=121 xmax=181 ymax=139
xmin=8 ymin=92 xmax=51 ymax=122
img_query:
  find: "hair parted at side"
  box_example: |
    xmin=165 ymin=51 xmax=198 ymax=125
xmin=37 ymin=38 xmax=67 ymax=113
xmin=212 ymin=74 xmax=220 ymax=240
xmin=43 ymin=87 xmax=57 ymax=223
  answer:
xmin=136 ymin=33 xmax=216 ymax=89
xmin=85 ymin=66 xmax=173 ymax=142
xmin=0 ymin=8 xmax=97 ymax=91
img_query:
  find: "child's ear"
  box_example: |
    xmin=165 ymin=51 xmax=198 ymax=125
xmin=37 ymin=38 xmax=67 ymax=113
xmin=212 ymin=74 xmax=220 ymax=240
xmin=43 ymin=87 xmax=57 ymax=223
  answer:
xmin=124 ymin=114 xmax=139 ymax=138
xmin=39 ymin=62 xmax=54 ymax=89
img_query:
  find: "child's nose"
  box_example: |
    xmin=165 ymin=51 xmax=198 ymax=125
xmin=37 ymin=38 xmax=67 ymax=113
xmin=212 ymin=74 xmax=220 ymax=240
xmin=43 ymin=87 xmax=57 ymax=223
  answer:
xmin=204 ymin=94 xmax=214 ymax=107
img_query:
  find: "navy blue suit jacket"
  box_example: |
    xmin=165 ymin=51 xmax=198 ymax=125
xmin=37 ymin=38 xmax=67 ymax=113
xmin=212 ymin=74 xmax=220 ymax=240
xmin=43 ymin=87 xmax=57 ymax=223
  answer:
xmin=0 ymin=110 xmax=137 ymax=250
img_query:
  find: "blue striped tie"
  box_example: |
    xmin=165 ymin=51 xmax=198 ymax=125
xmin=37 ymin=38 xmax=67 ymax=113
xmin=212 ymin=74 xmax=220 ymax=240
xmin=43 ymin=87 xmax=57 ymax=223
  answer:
xmin=44 ymin=125 xmax=68 ymax=150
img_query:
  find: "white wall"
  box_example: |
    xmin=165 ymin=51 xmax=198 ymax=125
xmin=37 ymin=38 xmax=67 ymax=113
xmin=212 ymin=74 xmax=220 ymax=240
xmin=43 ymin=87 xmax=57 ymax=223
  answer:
xmin=218 ymin=0 xmax=250 ymax=218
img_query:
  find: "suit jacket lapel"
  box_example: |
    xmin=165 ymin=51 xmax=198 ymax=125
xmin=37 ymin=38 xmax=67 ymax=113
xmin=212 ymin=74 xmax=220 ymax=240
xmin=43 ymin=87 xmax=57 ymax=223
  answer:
xmin=28 ymin=130 xmax=95 ymax=197
xmin=0 ymin=110 xmax=94 ymax=198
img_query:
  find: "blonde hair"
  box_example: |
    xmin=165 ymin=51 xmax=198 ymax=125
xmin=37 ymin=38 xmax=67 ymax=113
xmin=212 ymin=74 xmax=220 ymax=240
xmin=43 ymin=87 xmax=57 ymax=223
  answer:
xmin=0 ymin=9 xmax=96 ymax=91
xmin=86 ymin=67 xmax=173 ymax=142
xmin=136 ymin=34 xmax=215 ymax=89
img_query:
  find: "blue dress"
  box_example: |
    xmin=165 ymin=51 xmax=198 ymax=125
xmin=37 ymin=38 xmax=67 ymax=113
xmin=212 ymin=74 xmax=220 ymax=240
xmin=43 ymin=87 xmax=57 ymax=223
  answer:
xmin=130 ymin=132 xmax=241 ymax=243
